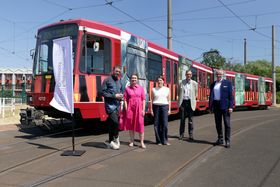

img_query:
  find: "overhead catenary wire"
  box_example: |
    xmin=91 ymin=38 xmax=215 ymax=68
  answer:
xmin=104 ymin=0 xmax=167 ymax=38
xmin=124 ymin=10 xmax=280 ymax=24
xmin=0 ymin=0 xmax=126 ymax=64
xmin=104 ymin=0 xmax=207 ymax=52
xmin=217 ymin=0 xmax=255 ymax=30
xmin=109 ymin=0 xmax=257 ymax=25
xmin=0 ymin=0 xmax=278 ymax=66
xmin=102 ymin=0 xmax=276 ymax=60
xmin=42 ymin=0 xmax=126 ymax=11
xmin=217 ymin=0 xmax=280 ymax=43
xmin=0 ymin=0 xmax=125 ymax=44
xmin=0 ymin=46 xmax=29 ymax=61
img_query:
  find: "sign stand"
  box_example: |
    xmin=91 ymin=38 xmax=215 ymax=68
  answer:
xmin=50 ymin=36 xmax=85 ymax=157
xmin=61 ymin=115 xmax=86 ymax=156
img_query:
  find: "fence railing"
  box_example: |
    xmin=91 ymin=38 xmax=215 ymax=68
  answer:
xmin=0 ymin=98 xmax=24 ymax=118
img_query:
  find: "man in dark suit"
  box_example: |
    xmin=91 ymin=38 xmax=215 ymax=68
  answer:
xmin=209 ymin=69 xmax=234 ymax=148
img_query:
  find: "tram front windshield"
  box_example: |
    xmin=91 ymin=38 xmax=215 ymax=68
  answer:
xmin=33 ymin=24 xmax=78 ymax=75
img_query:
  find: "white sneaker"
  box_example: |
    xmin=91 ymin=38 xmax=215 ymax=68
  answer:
xmin=114 ymin=137 xmax=120 ymax=147
xmin=110 ymin=141 xmax=119 ymax=150
xmin=104 ymin=141 xmax=111 ymax=149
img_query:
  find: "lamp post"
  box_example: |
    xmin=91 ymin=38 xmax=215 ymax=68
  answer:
xmin=1 ymin=73 xmax=5 ymax=98
xmin=21 ymin=75 xmax=26 ymax=103
xmin=272 ymin=25 xmax=276 ymax=106
xmin=167 ymin=0 xmax=172 ymax=50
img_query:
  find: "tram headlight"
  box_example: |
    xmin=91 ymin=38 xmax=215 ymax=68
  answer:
xmin=28 ymin=96 xmax=33 ymax=103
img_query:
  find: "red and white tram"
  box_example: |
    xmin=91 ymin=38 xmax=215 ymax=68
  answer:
xmin=27 ymin=19 xmax=272 ymax=122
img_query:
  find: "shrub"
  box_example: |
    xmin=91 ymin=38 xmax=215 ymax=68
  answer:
xmin=277 ymin=91 xmax=280 ymax=104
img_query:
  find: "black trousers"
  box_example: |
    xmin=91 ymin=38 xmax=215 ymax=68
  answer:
xmin=213 ymin=100 xmax=231 ymax=142
xmin=179 ymin=100 xmax=194 ymax=136
xmin=153 ymin=104 xmax=169 ymax=144
xmin=107 ymin=110 xmax=119 ymax=142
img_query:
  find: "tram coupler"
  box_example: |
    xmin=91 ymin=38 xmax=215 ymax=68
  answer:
xmin=19 ymin=108 xmax=44 ymax=126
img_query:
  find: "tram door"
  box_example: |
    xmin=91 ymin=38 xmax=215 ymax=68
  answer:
xmin=258 ymin=77 xmax=266 ymax=105
xmin=252 ymin=80 xmax=258 ymax=102
xmin=177 ymin=56 xmax=192 ymax=107
xmin=178 ymin=56 xmax=192 ymax=83
xmin=235 ymin=73 xmax=245 ymax=106
xmin=165 ymin=60 xmax=177 ymax=102
xmin=120 ymin=31 xmax=148 ymax=91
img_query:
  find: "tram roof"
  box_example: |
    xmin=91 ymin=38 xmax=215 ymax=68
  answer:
xmin=38 ymin=18 xmax=180 ymax=60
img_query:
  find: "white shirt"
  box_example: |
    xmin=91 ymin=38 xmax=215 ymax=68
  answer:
xmin=214 ymin=81 xmax=222 ymax=100
xmin=152 ymin=86 xmax=170 ymax=105
xmin=183 ymin=80 xmax=191 ymax=100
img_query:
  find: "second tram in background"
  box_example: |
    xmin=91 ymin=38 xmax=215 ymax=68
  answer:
xmin=25 ymin=19 xmax=272 ymax=123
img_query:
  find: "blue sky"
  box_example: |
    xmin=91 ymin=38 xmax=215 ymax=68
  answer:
xmin=1 ymin=0 xmax=280 ymax=69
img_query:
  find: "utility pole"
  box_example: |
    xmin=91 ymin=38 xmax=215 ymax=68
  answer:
xmin=272 ymin=25 xmax=276 ymax=106
xmin=244 ymin=38 xmax=247 ymax=65
xmin=167 ymin=0 xmax=172 ymax=50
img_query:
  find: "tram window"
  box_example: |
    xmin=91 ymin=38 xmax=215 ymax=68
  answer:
xmin=80 ymin=35 xmax=111 ymax=74
xmin=199 ymin=71 xmax=206 ymax=87
xmin=265 ymin=82 xmax=271 ymax=92
xmin=126 ymin=45 xmax=146 ymax=79
xmin=166 ymin=60 xmax=171 ymax=83
xmin=173 ymin=63 xmax=178 ymax=84
xmin=245 ymin=79 xmax=250 ymax=91
xmin=207 ymin=72 xmax=211 ymax=87
xmin=190 ymin=67 xmax=197 ymax=82
xmin=147 ymin=52 xmax=162 ymax=81
xmin=34 ymin=23 xmax=78 ymax=76
xmin=227 ymin=77 xmax=234 ymax=87
xmin=35 ymin=44 xmax=49 ymax=74
xmin=231 ymin=78 xmax=235 ymax=87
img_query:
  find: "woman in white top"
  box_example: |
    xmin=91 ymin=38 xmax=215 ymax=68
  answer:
xmin=150 ymin=75 xmax=171 ymax=145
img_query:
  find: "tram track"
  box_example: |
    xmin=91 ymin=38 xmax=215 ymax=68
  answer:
xmin=26 ymin=146 xmax=139 ymax=187
xmin=161 ymin=117 xmax=280 ymax=187
xmin=1 ymin=126 xmax=76 ymax=143
xmin=0 ymin=127 xmax=105 ymax=174
xmin=187 ymin=112 xmax=280 ymax=134
xmin=0 ymin=127 xmax=84 ymax=155
xmin=18 ymin=114 xmax=280 ymax=186
xmin=1 ymin=109 xmax=279 ymax=186
xmin=1 ymin=110 xmax=276 ymax=152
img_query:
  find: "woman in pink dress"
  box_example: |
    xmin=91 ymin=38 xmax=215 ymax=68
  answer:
xmin=121 ymin=74 xmax=146 ymax=149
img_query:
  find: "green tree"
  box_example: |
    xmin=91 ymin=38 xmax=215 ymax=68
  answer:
xmin=244 ymin=60 xmax=272 ymax=77
xmin=201 ymin=49 xmax=226 ymax=69
xmin=229 ymin=63 xmax=246 ymax=73
xmin=276 ymin=66 xmax=280 ymax=91
xmin=229 ymin=60 xmax=273 ymax=77
xmin=276 ymin=67 xmax=280 ymax=103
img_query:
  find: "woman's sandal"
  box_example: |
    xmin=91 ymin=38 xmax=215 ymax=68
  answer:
xmin=128 ymin=142 xmax=134 ymax=147
xmin=141 ymin=144 xmax=146 ymax=149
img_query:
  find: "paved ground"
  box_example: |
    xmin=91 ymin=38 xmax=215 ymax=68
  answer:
xmin=0 ymin=116 xmax=20 ymax=131
xmin=0 ymin=107 xmax=280 ymax=187
xmin=0 ymin=105 xmax=24 ymax=131
xmin=167 ymin=108 xmax=280 ymax=187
